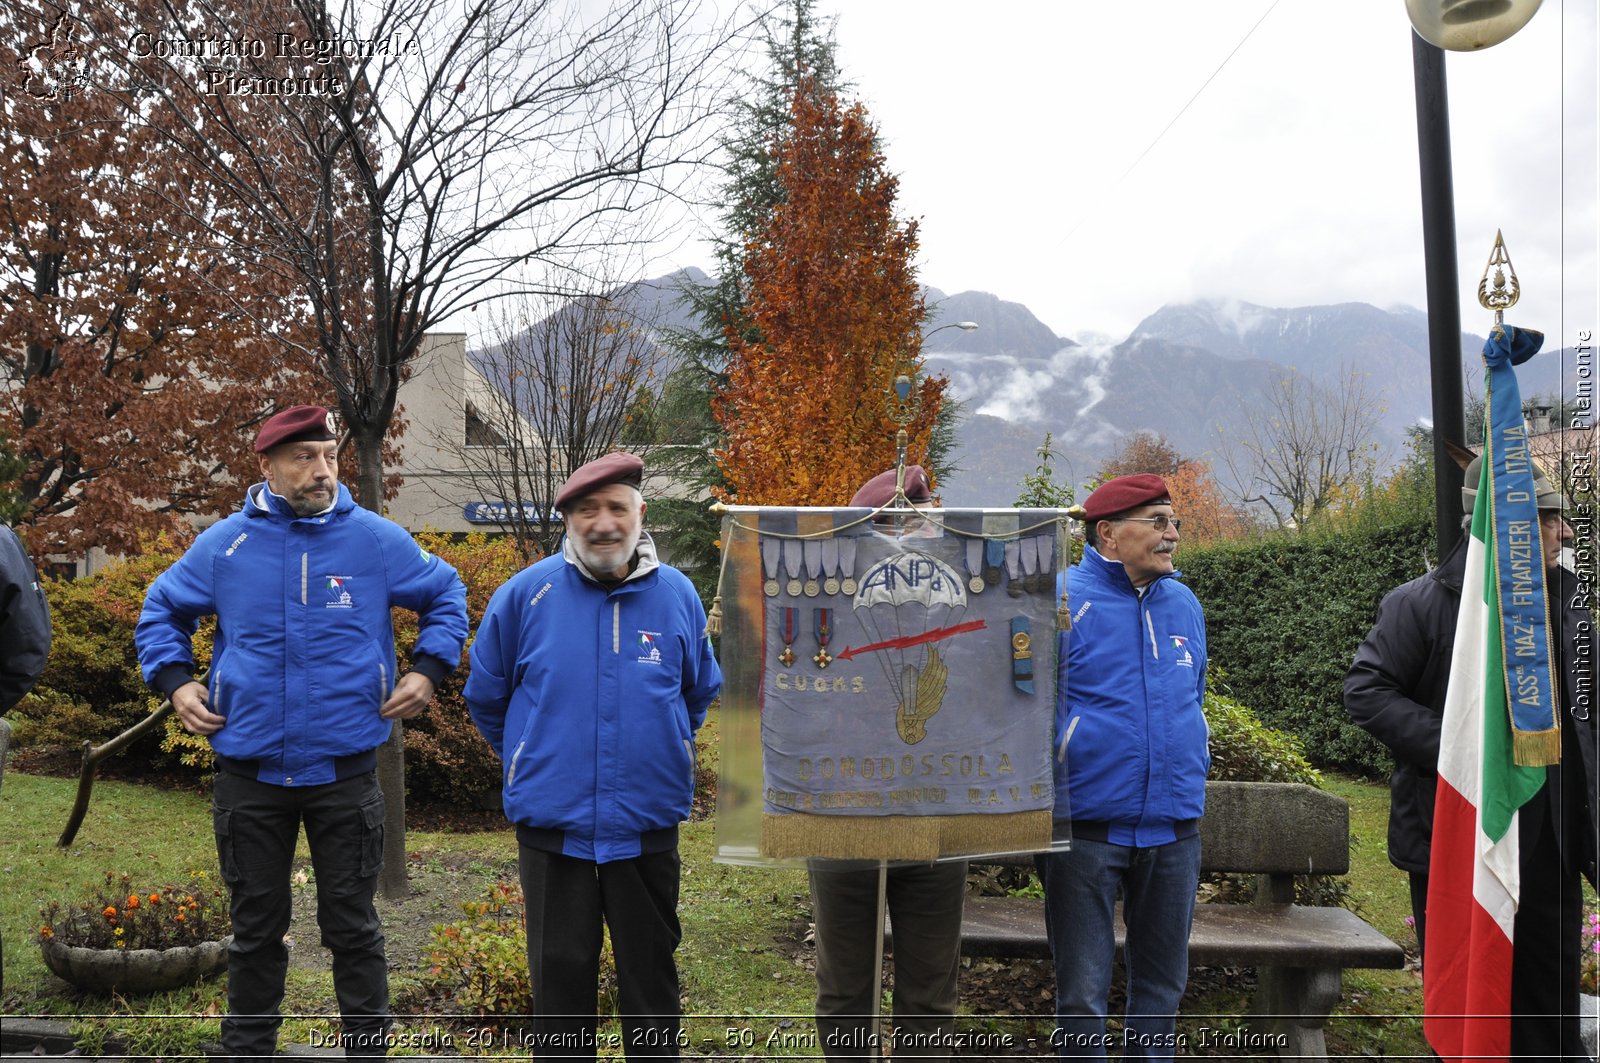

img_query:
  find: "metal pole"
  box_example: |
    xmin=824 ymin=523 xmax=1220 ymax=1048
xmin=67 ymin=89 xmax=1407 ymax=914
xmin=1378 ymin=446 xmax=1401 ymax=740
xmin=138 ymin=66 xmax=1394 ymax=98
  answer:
xmin=1412 ymin=31 xmax=1467 ymax=559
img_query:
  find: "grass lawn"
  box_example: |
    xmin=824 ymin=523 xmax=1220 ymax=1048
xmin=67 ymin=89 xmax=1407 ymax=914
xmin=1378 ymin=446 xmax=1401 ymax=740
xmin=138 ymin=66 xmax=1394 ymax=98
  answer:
xmin=3 ymin=768 xmax=1431 ymax=1057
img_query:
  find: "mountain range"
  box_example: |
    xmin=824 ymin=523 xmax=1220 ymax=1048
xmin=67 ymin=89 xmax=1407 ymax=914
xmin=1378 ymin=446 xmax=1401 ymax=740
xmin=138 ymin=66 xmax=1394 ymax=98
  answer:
xmin=498 ymin=269 xmax=1579 ymax=509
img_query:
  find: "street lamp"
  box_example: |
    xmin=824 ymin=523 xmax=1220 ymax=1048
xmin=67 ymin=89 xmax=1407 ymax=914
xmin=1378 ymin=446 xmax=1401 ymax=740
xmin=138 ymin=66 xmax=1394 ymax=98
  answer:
xmin=1406 ymin=0 xmax=1544 ymax=557
xmin=881 ymin=321 xmax=980 ymax=504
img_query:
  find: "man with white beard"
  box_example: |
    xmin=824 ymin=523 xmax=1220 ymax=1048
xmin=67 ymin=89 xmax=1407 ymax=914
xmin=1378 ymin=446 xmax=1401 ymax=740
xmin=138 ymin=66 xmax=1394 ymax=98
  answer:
xmin=466 ymin=452 xmax=722 ymax=1061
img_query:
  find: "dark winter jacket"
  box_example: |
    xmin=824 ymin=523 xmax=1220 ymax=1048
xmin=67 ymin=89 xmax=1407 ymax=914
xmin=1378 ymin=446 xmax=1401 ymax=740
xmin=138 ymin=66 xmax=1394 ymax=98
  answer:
xmin=1346 ymin=542 xmax=1598 ymax=885
xmin=1344 ymin=540 xmax=1466 ymax=874
xmin=0 ymin=525 xmax=50 ymax=711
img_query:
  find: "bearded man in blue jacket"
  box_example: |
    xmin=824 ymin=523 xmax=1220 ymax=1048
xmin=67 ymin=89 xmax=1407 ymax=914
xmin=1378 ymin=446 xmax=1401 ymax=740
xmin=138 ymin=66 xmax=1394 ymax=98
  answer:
xmin=136 ymin=405 xmax=469 ymax=1062
xmin=466 ymin=452 xmax=722 ymax=1061
xmin=1034 ymin=474 xmax=1209 ymax=1061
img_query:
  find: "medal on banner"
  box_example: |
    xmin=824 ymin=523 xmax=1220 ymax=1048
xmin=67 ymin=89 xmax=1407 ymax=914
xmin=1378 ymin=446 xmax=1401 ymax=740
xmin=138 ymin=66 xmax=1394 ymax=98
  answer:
xmin=1004 ymin=539 xmax=1023 ymax=598
xmin=761 ymin=538 xmax=781 ymax=598
xmin=1020 ymin=536 xmax=1040 ymax=594
xmin=778 ymin=607 xmax=797 ymax=668
xmin=800 ymin=541 xmax=825 ymax=598
xmin=803 ymin=540 xmax=822 ymax=598
xmin=813 ymin=608 xmax=833 ymax=668
xmin=984 ymin=540 xmax=1004 ymax=587
xmin=821 ymin=539 xmax=841 ymax=596
xmin=784 ymin=540 xmax=803 ymax=598
xmin=839 ymin=537 xmax=858 ymax=596
xmin=966 ymin=537 xmax=986 ymax=593
xmin=1010 ymin=616 xmax=1034 ymax=693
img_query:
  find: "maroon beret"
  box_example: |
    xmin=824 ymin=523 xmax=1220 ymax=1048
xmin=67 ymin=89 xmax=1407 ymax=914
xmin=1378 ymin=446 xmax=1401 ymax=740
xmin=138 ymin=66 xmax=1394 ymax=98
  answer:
xmin=1076 ymin=473 xmax=1172 ymax=523
xmin=850 ymin=465 xmax=932 ymax=508
xmin=255 ymin=405 xmax=337 ymax=453
xmin=555 ymin=452 xmax=645 ymax=512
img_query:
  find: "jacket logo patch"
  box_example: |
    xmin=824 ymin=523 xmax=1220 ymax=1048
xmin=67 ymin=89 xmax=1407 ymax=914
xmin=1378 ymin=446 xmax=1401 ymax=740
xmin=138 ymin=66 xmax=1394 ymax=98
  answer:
xmin=637 ymin=630 xmax=662 ymax=664
xmin=225 ymin=531 xmax=249 ymax=557
xmin=325 ymin=575 xmax=354 ymax=609
xmin=1168 ymin=634 xmax=1194 ymax=668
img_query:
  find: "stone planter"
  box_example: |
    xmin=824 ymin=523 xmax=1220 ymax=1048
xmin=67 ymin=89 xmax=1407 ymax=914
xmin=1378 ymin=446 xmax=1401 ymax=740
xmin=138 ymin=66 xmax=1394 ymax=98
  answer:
xmin=40 ymin=936 xmax=231 ymax=995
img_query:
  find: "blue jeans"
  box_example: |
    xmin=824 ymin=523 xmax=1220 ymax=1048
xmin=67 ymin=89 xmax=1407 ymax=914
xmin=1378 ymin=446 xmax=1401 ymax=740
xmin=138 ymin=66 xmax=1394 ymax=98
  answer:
xmin=1034 ymin=834 xmax=1200 ymax=1061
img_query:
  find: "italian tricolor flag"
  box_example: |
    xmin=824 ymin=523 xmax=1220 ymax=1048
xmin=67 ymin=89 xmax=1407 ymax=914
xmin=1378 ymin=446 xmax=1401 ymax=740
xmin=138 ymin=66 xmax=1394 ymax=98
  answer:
xmin=1422 ymin=460 xmax=1549 ymax=1061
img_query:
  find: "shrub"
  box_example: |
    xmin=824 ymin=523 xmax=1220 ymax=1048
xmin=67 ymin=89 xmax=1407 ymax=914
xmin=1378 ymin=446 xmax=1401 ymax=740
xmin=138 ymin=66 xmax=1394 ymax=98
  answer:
xmin=1203 ymin=682 xmax=1319 ymax=785
xmin=39 ymin=870 xmax=230 ymax=950
xmin=12 ymin=535 xmax=193 ymax=769
xmin=418 ymin=879 xmax=617 ymax=1023
xmin=1178 ymin=514 xmax=1436 ymax=775
xmin=399 ymin=532 xmax=526 ymax=808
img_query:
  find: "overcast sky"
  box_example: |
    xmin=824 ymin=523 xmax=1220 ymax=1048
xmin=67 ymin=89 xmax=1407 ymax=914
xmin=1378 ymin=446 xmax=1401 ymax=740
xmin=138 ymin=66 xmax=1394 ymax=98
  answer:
xmin=672 ymin=0 xmax=1596 ymax=348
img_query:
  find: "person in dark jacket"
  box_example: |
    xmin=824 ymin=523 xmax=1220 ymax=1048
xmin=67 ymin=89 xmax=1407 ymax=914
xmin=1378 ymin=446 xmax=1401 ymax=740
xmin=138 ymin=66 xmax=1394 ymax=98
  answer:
xmin=1036 ymin=474 xmax=1208 ymax=1061
xmin=0 ymin=523 xmax=50 ymax=712
xmin=1346 ymin=455 xmax=1598 ymax=1060
xmin=466 ymin=452 xmax=721 ymax=1062
xmin=1 ymin=521 xmax=50 ymax=996
xmin=136 ymin=405 xmax=469 ymax=1062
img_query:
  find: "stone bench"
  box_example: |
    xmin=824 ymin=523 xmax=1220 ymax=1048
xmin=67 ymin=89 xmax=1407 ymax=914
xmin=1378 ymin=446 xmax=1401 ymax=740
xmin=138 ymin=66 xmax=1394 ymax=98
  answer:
xmin=948 ymin=781 xmax=1405 ymax=1061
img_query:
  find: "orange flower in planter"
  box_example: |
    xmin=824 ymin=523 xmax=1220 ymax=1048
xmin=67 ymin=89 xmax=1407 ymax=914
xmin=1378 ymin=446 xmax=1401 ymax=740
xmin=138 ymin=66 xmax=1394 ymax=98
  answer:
xmin=102 ymin=906 xmax=117 ymax=921
xmin=126 ymin=895 xmax=140 ymax=910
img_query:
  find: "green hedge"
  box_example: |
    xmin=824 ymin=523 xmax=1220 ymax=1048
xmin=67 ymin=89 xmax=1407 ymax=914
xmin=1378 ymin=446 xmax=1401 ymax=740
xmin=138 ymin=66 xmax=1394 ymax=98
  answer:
xmin=1179 ymin=514 xmax=1437 ymax=777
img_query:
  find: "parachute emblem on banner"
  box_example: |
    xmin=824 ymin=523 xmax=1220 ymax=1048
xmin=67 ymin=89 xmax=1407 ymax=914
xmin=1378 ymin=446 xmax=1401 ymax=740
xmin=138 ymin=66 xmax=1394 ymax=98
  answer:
xmin=850 ymin=550 xmax=974 ymax=745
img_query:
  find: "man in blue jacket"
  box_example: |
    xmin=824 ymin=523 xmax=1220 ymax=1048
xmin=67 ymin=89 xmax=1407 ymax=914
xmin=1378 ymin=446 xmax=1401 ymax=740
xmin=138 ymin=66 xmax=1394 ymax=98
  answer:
xmin=466 ymin=452 xmax=721 ymax=1061
xmin=136 ymin=405 xmax=468 ymax=1062
xmin=1035 ymin=474 xmax=1209 ymax=1061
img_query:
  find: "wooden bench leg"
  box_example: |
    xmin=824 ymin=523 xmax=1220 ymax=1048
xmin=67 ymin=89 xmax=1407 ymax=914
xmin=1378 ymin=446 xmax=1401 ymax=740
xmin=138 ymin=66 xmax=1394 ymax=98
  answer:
xmin=1253 ymin=965 xmax=1341 ymax=1062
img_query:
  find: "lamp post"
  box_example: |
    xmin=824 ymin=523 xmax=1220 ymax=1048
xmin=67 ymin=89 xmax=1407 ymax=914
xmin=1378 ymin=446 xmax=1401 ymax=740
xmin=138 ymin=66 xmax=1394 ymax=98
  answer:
xmin=1405 ymin=0 xmax=1544 ymax=558
xmin=884 ymin=321 xmax=979 ymax=504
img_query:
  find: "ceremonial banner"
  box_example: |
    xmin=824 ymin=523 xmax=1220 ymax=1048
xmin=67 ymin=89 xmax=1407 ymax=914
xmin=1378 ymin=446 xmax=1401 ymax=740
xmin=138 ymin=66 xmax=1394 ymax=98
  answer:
xmin=712 ymin=505 xmax=1066 ymax=863
xmin=1424 ymin=324 xmax=1554 ymax=1061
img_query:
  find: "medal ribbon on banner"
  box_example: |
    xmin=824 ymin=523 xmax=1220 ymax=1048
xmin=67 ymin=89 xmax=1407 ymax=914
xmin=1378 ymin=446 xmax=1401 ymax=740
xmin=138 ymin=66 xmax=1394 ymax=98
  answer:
xmin=813 ymin=607 xmax=832 ymax=668
xmin=984 ymin=539 xmax=1004 ymax=587
xmin=838 ymin=535 xmax=859 ymax=595
xmin=761 ymin=538 xmax=782 ymax=598
xmin=778 ymin=607 xmax=797 ymax=668
xmin=965 ymin=537 xmax=985 ymax=594
xmin=1004 ymin=539 xmax=1022 ymax=597
xmin=802 ymin=540 xmax=822 ymax=598
xmin=1010 ymin=616 xmax=1034 ymax=693
xmin=783 ymin=539 xmax=803 ymax=598
xmin=820 ymin=539 xmax=841 ymax=596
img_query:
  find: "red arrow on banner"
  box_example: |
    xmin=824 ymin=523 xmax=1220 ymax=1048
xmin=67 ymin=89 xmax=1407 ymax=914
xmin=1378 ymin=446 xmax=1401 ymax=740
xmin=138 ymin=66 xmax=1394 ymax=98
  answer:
xmin=834 ymin=619 xmax=989 ymax=662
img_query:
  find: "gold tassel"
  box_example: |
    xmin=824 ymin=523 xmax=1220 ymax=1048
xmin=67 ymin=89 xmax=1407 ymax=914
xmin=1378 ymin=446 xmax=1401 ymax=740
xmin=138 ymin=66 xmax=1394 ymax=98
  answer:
xmin=1512 ymin=727 xmax=1562 ymax=767
xmin=705 ymin=595 xmax=722 ymax=637
xmin=1058 ymin=593 xmax=1071 ymax=631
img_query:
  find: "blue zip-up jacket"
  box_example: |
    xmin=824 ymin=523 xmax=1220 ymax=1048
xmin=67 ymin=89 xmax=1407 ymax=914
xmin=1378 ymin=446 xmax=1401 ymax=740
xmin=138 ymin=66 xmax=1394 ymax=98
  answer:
xmin=465 ymin=534 xmax=722 ymax=864
xmin=1054 ymin=545 xmax=1209 ymax=846
xmin=136 ymin=482 xmax=468 ymax=786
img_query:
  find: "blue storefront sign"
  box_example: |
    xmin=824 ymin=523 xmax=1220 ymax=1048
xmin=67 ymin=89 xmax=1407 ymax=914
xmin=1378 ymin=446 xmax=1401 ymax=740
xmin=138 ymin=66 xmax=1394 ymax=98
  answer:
xmin=462 ymin=500 xmax=554 ymax=524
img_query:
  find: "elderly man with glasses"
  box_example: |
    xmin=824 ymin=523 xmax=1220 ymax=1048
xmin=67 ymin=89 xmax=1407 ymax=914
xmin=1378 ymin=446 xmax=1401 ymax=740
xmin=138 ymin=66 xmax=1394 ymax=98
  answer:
xmin=1034 ymin=474 xmax=1209 ymax=1061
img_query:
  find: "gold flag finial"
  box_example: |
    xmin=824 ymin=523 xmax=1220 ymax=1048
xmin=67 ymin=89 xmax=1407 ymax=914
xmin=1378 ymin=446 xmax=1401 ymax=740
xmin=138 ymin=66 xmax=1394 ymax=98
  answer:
xmin=1478 ymin=229 xmax=1521 ymax=324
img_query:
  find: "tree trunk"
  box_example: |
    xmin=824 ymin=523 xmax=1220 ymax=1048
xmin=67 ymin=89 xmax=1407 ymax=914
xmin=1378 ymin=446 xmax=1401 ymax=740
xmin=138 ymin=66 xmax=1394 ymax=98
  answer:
xmin=351 ymin=429 xmax=408 ymax=899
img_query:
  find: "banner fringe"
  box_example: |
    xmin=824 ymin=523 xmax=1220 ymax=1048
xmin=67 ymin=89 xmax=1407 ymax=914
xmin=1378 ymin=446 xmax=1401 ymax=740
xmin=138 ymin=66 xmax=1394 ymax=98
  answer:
xmin=1511 ymin=727 xmax=1562 ymax=768
xmin=759 ymin=811 xmax=1051 ymax=861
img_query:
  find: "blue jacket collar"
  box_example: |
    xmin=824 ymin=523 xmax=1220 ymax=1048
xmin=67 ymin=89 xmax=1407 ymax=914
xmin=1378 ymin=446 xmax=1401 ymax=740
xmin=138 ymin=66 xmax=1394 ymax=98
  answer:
xmin=1082 ymin=543 xmax=1180 ymax=593
xmin=245 ymin=481 xmax=356 ymax=521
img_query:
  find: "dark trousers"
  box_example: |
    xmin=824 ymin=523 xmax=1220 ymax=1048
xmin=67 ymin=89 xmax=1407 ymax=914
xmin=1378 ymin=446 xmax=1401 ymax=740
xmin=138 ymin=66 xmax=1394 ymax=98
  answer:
xmin=518 ymin=844 xmax=683 ymax=1061
xmin=212 ymin=770 xmax=389 ymax=1061
xmin=1509 ymin=808 xmax=1585 ymax=1062
xmin=809 ymin=861 xmax=967 ymax=1061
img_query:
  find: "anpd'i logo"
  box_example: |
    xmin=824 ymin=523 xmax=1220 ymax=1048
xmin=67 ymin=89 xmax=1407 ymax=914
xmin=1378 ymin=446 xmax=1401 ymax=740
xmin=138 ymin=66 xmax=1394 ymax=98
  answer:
xmin=20 ymin=12 xmax=89 ymax=103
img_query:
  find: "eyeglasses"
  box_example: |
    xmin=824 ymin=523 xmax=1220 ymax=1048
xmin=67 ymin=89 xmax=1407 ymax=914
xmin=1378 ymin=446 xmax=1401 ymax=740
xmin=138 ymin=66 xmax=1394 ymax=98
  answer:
xmin=1114 ymin=515 xmax=1181 ymax=533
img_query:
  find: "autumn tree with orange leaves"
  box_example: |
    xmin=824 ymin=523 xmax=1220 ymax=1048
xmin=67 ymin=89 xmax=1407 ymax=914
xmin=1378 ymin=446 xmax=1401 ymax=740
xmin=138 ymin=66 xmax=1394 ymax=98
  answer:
xmin=0 ymin=0 xmax=320 ymax=559
xmin=1096 ymin=430 xmax=1248 ymax=546
xmin=714 ymin=77 xmax=946 ymax=506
